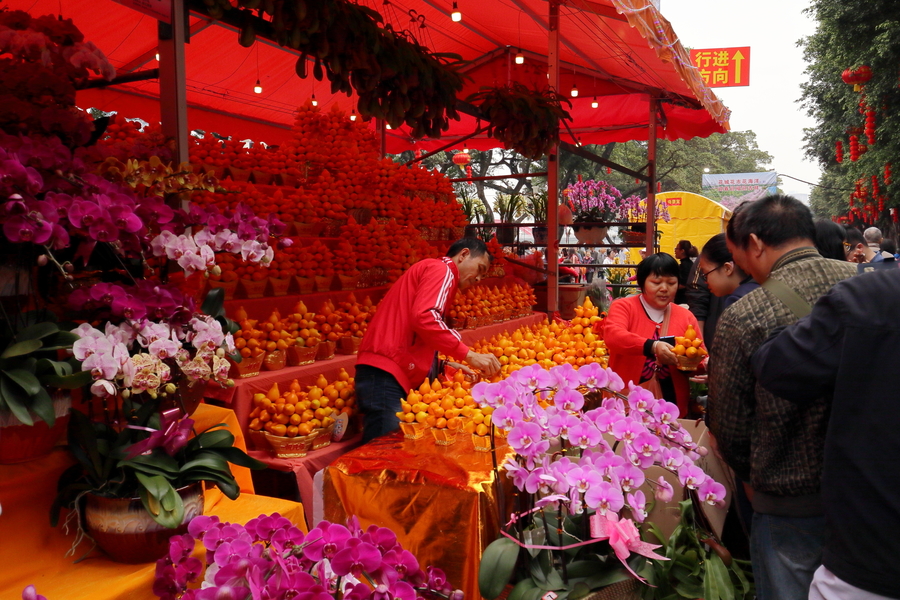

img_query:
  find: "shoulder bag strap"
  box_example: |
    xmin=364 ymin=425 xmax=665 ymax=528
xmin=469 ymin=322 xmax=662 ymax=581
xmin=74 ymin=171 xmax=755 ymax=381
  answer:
xmin=661 ymin=304 xmax=672 ymax=337
xmin=762 ymin=277 xmax=812 ymax=319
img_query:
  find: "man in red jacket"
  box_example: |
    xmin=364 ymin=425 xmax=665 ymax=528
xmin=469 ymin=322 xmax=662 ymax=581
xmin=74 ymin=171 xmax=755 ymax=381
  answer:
xmin=356 ymin=238 xmax=501 ymax=442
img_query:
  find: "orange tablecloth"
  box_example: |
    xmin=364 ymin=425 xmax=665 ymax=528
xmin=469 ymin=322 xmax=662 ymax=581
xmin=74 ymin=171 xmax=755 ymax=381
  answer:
xmin=324 ymin=431 xmax=515 ymax=600
xmin=0 ymin=403 xmax=306 ymax=600
xmin=249 ymin=433 xmax=364 ymax=527
xmin=206 ymin=313 xmax=545 ymax=439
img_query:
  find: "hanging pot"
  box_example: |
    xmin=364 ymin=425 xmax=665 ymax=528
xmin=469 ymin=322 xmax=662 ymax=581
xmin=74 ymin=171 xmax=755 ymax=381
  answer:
xmin=83 ymin=482 xmax=204 ymax=564
xmin=572 ymin=225 xmax=609 ymax=245
xmin=0 ymin=391 xmax=71 ymax=464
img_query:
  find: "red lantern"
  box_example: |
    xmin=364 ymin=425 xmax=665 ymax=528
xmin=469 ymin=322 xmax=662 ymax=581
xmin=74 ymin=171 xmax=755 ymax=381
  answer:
xmin=842 ymin=65 xmax=872 ymax=91
xmin=885 ymin=163 xmax=892 ymax=185
xmin=657 ymin=181 xmax=662 ymax=193
xmin=465 ymin=165 xmax=473 ymax=179
xmin=452 ymin=151 xmax=470 ymax=166
xmin=849 ymin=135 xmax=860 ymax=161
xmin=892 ymin=207 xmax=898 ymax=223
xmin=835 ymin=140 xmax=843 ymax=163
xmin=865 ymin=109 xmax=877 ymax=145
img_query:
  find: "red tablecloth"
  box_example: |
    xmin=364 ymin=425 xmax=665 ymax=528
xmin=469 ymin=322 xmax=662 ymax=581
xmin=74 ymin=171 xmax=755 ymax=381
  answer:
xmin=249 ymin=433 xmax=364 ymax=527
xmin=224 ymin=285 xmax=390 ymax=320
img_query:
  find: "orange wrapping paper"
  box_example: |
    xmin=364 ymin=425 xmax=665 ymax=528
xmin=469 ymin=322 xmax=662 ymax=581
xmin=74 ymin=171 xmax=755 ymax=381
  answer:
xmin=324 ymin=431 xmax=515 ymax=600
xmin=0 ymin=403 xmax=306 ymax=600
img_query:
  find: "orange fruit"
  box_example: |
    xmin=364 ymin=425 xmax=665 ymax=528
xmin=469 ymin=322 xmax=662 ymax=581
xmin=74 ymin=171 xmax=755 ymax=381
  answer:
xmin=673 ymin=344 xmax=686 ymax=356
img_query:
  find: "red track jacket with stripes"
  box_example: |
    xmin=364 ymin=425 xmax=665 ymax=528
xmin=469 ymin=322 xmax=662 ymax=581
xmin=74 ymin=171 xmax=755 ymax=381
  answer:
xmin=356 ymin=257 xmax=470 ymax=392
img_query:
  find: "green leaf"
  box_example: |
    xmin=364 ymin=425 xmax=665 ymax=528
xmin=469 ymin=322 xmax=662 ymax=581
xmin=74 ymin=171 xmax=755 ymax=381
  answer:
xmin=195 ymin=428 xmax=235 ymax=448
xmin=730 ymin=557 xmax=752 ymax=598
xmin=478 ymin=536 xmax=520 ymax=599
xmin=205 ymin=446 xmax=268 ymax=469
xmin=4 ymin=368 xmax=41 ymax=395
xmin=1 ymin=339 xmax=42 ymax=359
xmin=702 ymin=553 xmax=734 ymax=600
xmin=507 ymin=579 xmax=539 ymax=600
xmin=30 ymin=386 xmax=55 ymax=427
xmin=583 ymin=568 xmax=631 ymax=590
xmin=201 ymin=287 xmax=226 ymax=318
xmin=180 ymin=452 xmax=229 ymax=473
xmin=137 ymin=473 xmax=184 ymax=529
xmin=43 ymin=369 xmax=93 ymax=390
xmin=36 ymin=358 xmax=71 ymax=377
xmin=0 ymin=373 xmax=33 ymax=424
xmin=39 ymin=331 xmax=79 ymax=350
xmin=17 ymin=321 xmax=59 ymax=341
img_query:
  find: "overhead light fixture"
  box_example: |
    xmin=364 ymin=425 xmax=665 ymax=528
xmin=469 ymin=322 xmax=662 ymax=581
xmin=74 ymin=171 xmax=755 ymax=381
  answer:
xmin=570 ymin=83 xmax=578 ymax=98
xmin=350 ymin=109 xmax=357 ymax=121
xmin=311 ymin=94 xmax=318 ymax=107
xmin=386 ymin=123 xmax=392 ymax=130
xmin=451 ymin=1 xmax=461 ymax=22
xmin=254 ymin=79 xmax=262 ymax=94
xmin=591 ymin=97 xmax=599 ymax=109
xmin=515 ymin=50 xmax=524 ymax=65
xmin=155 ymin=52 xmax=160 ymax=61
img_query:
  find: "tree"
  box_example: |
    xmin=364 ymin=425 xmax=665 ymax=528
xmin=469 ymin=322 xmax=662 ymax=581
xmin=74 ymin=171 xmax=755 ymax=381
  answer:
xmin=800 ymin=0 xmax=900 ymax=224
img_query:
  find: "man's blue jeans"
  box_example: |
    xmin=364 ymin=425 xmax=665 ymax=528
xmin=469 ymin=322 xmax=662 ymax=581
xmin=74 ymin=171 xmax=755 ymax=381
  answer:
xmin=355 ymin=365 xmax=407 ymax=443
xmin=750 ymin=513 xmax=827 ymax=600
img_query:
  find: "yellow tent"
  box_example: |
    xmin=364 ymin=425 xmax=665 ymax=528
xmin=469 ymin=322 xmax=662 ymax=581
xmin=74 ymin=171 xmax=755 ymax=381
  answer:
xmin=628 ymin=191 xmax=731 ymax=261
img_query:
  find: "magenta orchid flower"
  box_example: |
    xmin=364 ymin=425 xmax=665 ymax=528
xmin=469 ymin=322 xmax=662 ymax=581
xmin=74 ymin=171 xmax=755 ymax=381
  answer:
xmin=553 ymin=387 xmax=584 ymax=412
xmin=584 ymin=480 xmax=624 ymax=515
xmin=677 ymin=464 xmax=706 ymax=490
xmin=567 ymin=420 xmax=602 ymax=449
xmin=626 ymin=490 xmax=648 ymax=522
xmin=698 ymin=479 xmax=727 ymax=506
xmin=576 ymin=362 xmax=609 ymax=389
xmin=330 ymin=538 xmax=382 ymax=577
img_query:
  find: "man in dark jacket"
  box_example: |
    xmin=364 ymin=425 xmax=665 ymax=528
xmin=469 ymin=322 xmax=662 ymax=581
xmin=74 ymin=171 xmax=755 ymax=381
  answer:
xmin=707 ymin=195 xmax=857 ymax=600
xmin=752 ymin=268 xmax=900 ymax=600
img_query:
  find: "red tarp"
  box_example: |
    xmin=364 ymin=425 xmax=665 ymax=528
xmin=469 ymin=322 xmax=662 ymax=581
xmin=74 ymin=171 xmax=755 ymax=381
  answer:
xmin=10 ymin=0 xmax=730 ymax=151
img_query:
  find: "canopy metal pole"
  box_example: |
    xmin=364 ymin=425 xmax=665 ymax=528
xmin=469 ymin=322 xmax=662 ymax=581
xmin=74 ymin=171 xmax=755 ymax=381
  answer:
xmin=646 ymin=97 xmax=658 ymax=254
xmin=158 ymin=0 xmax=189 ymax=167
xmin=547 ymin=0 xmax=561 ymax=315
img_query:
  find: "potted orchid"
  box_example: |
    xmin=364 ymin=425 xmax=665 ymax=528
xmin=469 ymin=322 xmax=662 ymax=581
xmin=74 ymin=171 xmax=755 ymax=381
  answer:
xmin=151 ymin=513 xmax=465 ymax=600
xmin=50 ymin=394 xmax=266 ymax=563
xmin=564 ymin=180 xmax=646 ymax=245
xmin=473 ymin=362 xmax=729 ymax=600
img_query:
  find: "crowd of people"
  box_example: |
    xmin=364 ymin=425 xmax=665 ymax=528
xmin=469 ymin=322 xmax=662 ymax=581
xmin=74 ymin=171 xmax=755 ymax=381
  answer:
xmin=603 ymin=195 xmax=898 ymax=600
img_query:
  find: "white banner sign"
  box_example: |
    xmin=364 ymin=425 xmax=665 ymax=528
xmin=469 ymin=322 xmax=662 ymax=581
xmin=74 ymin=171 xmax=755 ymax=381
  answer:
xmin=701 ymin=171 xmax=778 ymax=209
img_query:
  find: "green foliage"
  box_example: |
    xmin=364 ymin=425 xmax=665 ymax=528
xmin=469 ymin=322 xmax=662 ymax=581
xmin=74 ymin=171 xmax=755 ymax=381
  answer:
xmin=494 ymin=193 xmax=528 ymax=224
xmin=639 ymin=500 xmax=753 ymax=600
xmin=800 ymin=0 xmax=900 ymax=222
xmin=51 ymin=398 xmax=266 ymax=529
xmin=0 ymin=310 xmax=88 ymax=426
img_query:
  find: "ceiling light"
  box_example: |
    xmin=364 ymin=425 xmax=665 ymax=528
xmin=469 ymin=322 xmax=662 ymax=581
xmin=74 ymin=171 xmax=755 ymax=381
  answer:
xmin=350 ymin=110 xmax=357 ymax=121
xmin=311 ymin=94 xmax=318 ymax=107
xmin=591 ymin=97 xmax=599 ymax=109
xmin=155 ymin=52 xmax=160 ymax=61
xmin=451 ymin=1 xmax=461 ymax=21
xmin=570 ymin=83 xmax=578 ymax=98
xmin=254 ymin=79 xmax=262 ymax=94
xmin=515 ymin=50 xmax=524 ymax=65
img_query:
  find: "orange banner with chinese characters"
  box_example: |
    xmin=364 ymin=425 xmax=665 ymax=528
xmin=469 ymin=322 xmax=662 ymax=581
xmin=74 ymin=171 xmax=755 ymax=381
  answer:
xmin=689 ymin=47 xmax=750 ymax=88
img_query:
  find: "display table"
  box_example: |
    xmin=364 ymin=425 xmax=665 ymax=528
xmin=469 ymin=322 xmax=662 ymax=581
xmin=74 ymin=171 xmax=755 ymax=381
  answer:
xmin=206 ymin=312 xmax=545 ymax=438
xmin=324 ymin=431 xmax=515 ymax=600
xmin=249 ymin=433 xmax=364 ymax=527
xmin=0 ymin=403 xmax=306 ymax=600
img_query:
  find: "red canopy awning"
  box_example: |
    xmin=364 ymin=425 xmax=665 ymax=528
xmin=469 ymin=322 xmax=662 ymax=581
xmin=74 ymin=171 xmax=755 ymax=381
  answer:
xmin=11 ymin=0 xmax=730 ymax=151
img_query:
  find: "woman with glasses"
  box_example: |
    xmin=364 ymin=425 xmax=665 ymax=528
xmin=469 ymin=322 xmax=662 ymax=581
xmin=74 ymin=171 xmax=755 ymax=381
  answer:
xmin=698 ymin=233 xmax=758 ymax=309
xmin=813 ymin=219 xmax=848 ymax=261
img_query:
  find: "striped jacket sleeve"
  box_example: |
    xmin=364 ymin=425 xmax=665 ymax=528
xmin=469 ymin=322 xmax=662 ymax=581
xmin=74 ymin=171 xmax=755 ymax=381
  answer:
xmin=411 ymin=260 xmax=470 ymax=360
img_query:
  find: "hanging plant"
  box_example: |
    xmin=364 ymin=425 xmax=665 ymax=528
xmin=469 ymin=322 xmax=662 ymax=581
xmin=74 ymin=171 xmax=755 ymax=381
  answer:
xmin=188 ymin=0 xmax=466 ymax=139
xmin=467 ymin=83 xmax=573 ymax=159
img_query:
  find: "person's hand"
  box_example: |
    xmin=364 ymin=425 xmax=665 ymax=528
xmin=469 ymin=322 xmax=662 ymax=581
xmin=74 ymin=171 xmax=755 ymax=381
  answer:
xmin=466 ymin=350 xmax=500 ymax=377
xmin=653 ymin=340 xmax=678 ymax=367
xmin=689 ymin=373 xmax=708 ymax=384
xmin=448 ymin=362 xmax=478 ymax=383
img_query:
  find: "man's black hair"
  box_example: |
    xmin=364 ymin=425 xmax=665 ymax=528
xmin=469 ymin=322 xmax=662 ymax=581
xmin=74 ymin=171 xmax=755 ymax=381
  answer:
xmin=844 ymin=226 xmax=865 ymax=248
xmin=726 ymin=194 xmax=815 ymax=250
xmin=446 ymin=238 xmax=489 ymax=259
xmin=636 ymin=252 xmax=680 ymax=289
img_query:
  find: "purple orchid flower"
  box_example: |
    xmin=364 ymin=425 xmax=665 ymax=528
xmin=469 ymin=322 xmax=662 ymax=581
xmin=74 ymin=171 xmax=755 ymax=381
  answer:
xmin=611 ymin=463 xmax=645 ymax=493
xmin=567 ymin=420 xmax=603 ymax=449
xmin=302 ymin=522 xmax=352 ymax=562
xmin=576 ymin=362 xmax=609 ymax=389
xmin=491 ymin=403 xmax=523 ymax=431
xmin=698 ymin=479 xmax=727 ymax=506
xmin=372 ymin=582 xmax=416 ymax=600
xmin=330 ymin=538 xmax=382 ymax=577
xmin=584 ymin=480 xmax=624 ymax=515
xmin=677 ymin=464 xmax=707 ymax=490
xmin=630 ymin=430 xmax=661 ymax=458
xmin=626 ymin=490 xmax=648 ymax=522
xmin=21 ymin=585 xmax=48 ymax=600
xmin=553 ymin=387 xmax=585 ymax=412
xmin=361 ymin=524 xmax=398 ymax=553
xmin=655 ymin=476 xmax=675 ymax=502
xmin=125 ymin=414 xmax=194 ymax=459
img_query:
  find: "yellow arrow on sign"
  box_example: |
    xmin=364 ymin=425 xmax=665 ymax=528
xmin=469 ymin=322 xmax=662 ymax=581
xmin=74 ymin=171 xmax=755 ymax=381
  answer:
xmin=732 ymin=50 xmax=745 ymax=84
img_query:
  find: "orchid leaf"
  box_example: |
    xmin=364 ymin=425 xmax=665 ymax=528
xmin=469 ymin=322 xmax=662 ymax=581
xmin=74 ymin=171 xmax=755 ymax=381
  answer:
xmin=201 ymin=287 xmax=226 ymax=318
xmin=583 ymin=568 xmax=631 ymax=590
xmin=16 ymin=321 xmax=59 ymax=341
xmin=30 ymin=386 xmax=55 ymax=427
xmin=42 ymin=369 xmax=92 ymax=389
xmin=36 ymin=358 xmax=71 ymax=377
xmin=1 ymin=339 xmax=42 ymax=359
xmin=39 ymin=331 xmax=79 ymax=350
xmin=180 ymin=452 xmax=230 ymax=473
xmin=478 ymin=536 xmax=520 ymax=599
xmin=195 ymin=428 xmax=235 ymax=448
xmin=206 ymin=446 xmax=267 ymax=469
xmin=0 ymin=374 xmax=33 ymax=425
xmin=506 ymin=579 xmax=539 ymax=600
xmin=4 ymin=368 xmax=41 ymax=395
xmin=702 ymin=553 xmax=733 ymax=600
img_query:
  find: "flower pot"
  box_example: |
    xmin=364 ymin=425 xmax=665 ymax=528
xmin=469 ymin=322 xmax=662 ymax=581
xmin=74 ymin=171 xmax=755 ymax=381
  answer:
xmin=463 ymin=224 xmax=481 ymax=239
xmin=83 ymin=482 xmax=204 ymax=564
xmin=495 ymin=224 xmax=518 ymax=245
xmin=0 ymin=392 xmax=71 ymax=464
xmin=572 ymin=225 xmax=609 ymax=245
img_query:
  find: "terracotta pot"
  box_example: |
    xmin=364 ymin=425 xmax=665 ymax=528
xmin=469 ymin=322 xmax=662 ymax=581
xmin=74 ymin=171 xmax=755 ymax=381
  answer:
xmin=84 ymin=482 xmax=204 ymax=563
xmin=572 ymin=225 xmax=609 ymax=245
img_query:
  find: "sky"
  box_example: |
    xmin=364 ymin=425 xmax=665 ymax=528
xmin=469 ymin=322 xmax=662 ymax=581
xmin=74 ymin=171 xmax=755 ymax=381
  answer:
xmin=660 ymin=0 xmax=820 ymax=199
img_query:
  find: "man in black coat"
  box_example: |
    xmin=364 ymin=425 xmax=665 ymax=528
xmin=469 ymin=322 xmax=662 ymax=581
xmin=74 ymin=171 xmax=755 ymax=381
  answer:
xmin=752 ymin=268 xmax=900 ymax=600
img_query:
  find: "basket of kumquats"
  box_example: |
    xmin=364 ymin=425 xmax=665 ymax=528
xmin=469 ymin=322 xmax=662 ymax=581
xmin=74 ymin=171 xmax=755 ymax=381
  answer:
xmin=672 ymin=324 xmax=708 ymax=371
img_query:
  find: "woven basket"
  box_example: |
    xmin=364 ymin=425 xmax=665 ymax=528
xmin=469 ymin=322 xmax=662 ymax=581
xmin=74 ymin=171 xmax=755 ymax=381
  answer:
xmin=315 ymin=275 xmax=334 ymax=292
xmin=316 ymin=340 xmax=336 ymax=361
xmin=265 ymin=431 xmax=315 ymax=459
xmin=430 ymin=427 xmax=457 ymax=446
xmin=676 ymin=354 xmax=704 ymax=371
xmin=292 ymin=276 xmax=316 ymax=295
xmin=311 ymin=423 xmax=335 ymax=450
xmin=263 ymin=350 xmax=286 ymax=371
xmin=268 ymin=277 xmax=292 ymax=297
xmin=207 ymin=279 xmax=238 ymax=301
xmin=399 ymin=421 xmax=429 ymax=440
xmin=338 ymin=336 xmax=362 ymax=355
xmin=286 ymin=344 xmax=317 ymax=366
xmin=239 ymin=278 xmax=268 ymax=299
xmin=247 ymin=429 xmax=270 ymax=452
xmin=471 ymin=434 xmax=492 ymax=452
xmin=227 ymin=354 xmax=264 ymax=378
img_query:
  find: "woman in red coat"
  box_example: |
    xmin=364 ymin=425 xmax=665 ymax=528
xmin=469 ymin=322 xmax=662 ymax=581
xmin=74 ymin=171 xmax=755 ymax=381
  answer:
xmin=603 ymin=253 xmax=704 ymax=416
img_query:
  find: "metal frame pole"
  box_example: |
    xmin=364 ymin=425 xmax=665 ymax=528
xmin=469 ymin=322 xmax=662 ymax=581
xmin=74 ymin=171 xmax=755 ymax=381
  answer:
xmin=547 ymin=0 xmax=561 ymax=314
xmin=646 ymin=97 xmax=657 ymax=254
xmin=158 ymin=0 xmax=189 ymax=167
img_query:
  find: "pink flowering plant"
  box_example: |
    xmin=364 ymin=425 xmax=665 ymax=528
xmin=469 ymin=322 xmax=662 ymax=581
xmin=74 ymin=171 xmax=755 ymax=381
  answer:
xmin=473 ymin=362 xmax=726 ymax=598
xmin=152 ymin=513 xmax=464 ymax=600
xmin=564 ymin=180 xmax=670 ymax=225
